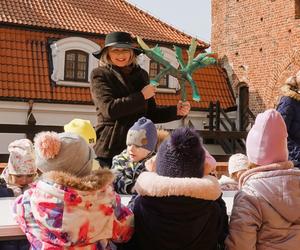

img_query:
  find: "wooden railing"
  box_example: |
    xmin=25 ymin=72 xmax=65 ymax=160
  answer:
xmin=205 ymin=101 xmax=255 ymax=154
xmin=0 ymin=124 xmax=248 ymax=163
xmin=0 ymin=124 xmax=64 ymax=162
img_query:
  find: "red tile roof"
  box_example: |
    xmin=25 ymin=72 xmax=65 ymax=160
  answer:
xmin=0 ymin=0 xmax=208 ymax=48
xmin=0 ymin=27 xmax=236 ymax=110
xmin=0 ymin=0 xmax=235 ymax=110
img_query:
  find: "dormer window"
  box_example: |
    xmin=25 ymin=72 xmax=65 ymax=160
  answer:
xmin=50 ymin=37 xmax=100 ymax=87
xmin=149 ymin=60 xmax=169 ymax=87
xmin=64 ymin=50 xmax=89 ymax=82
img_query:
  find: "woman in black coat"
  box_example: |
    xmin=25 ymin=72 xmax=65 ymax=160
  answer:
xmin=90 ymin=31 xmax=190 ymax=168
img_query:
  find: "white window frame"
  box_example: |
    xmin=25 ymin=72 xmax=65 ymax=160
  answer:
xmin=50 ymin=37 xmax=100 ymax=87
xmin=137 ymin=47 xmax=179 ymax=93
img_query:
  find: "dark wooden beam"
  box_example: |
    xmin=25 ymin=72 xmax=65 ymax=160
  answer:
xmin=0 ymin=124 xmax=64 ymax=134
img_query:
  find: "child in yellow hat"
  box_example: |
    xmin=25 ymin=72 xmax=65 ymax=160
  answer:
xmin=64 ymin=118 xmax=100 ymax=169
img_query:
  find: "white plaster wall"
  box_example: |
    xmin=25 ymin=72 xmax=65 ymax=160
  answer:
xmin=0 ymin=101 xmax=233 ymax=155
xmin=0 ymin=101 xmax=97 ymax=153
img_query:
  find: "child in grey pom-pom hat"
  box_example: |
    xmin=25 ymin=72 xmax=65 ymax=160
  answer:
xmin=13 ymin=131 xmax=134 ymax=249
xmin=111 ymin=117 xmax=157 ymax=194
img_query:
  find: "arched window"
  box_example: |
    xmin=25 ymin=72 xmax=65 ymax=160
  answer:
xmin=64 ymin=50 xmax=89 ymax=82
xmin=50 ymin=37 xmax=100 ymax=87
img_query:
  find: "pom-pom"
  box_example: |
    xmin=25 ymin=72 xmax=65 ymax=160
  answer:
xmin=170 ymin=127 xmax=200 ymax=152
xmin=34 ymin=131 xmax=61 ymax=159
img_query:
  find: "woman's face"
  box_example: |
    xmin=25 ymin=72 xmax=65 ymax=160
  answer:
xmin=108 ymin=47 xmax=133 ymax=67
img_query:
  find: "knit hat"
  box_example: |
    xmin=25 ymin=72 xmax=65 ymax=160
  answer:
xmin=246 ymin=109 xmax=288 ymax=165
xmin=7 ymin=139 xmax=36 ymax=175
xmin=228 ymin=153 xmax=249 ymax=175
xmin=156 ymin=127 xmax=205 ymax=178
xmin=126 ymin=117 xmax=157 ymax=152
xmin=34 ymin=132 xmax=95 ymax=177
xmin=64 ymin=118 xmax=96 ymax=144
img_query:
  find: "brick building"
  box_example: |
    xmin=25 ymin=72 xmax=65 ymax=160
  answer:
xmin=211 ymin=0 xmax=300 ymax=114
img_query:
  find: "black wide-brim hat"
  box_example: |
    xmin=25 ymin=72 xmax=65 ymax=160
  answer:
xmin=92 ymin=31 xmax=143 ymax=59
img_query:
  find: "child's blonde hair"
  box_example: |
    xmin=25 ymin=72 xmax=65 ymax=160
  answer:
xmin=156 ymin=129 xmax=170 ymax=151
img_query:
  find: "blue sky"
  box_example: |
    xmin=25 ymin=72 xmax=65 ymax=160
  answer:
xmin=126 ymin=0 xmax=211 ymax=44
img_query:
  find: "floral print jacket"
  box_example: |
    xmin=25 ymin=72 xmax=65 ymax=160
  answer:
xmin=14 ymin=169 xmax=134 ymax=250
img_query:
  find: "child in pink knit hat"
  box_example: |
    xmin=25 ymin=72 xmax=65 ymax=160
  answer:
xmin=1 ymin=138 xmax=37 ymax=197
xmin=226 ymin=109 xmax=300 ymax=250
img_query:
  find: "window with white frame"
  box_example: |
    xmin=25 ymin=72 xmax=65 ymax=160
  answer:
xmin=50 ymin=37 xmax=100 ymax=87
xmin=137 ymin=46 xmax=179 ymax=92
xmin=149 ymin=60 xmax=169 ymax=87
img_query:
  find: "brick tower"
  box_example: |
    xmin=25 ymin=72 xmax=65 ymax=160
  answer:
xmin=211 ymin=0 xmax=300 ymax=114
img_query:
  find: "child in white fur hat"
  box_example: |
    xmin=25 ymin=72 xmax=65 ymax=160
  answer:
xmin=14 ymin=131 xmax=134 ymax=250
xmin=1 ymin=138 xmax=37 ymax=197
xmin=218 ymin=153 xmax=249 ymax=191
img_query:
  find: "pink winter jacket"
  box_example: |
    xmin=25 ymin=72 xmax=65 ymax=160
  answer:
xmin=14 ymin=169 xmax=134 ymax=250
xmin=225 ymin=161 xmax=300 ymax=250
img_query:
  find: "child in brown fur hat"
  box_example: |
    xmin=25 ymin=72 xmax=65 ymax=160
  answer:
xmin=14 ymin=131 xmax=133 ymax=249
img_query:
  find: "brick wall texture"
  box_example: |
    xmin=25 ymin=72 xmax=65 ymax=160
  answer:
xmin=211 ymin=0 xmax=300 ymax=114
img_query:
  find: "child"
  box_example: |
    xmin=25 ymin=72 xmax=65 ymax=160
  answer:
xmin=1 ymin=138 xmax=37 ymax=197
xmin=218 ymin=153 xmax=248 ymax=191
xmin=64 ymin=118 xmax=100 ymax=170
xmin=226 ymin=109 xmax=300 ymax=250
xmin=14 ymin=131 xmax=134 ymax=249
xmin=90 ymin=31 xmax=190 ymax=168
xmin=124 ymin=127 xmax=228 ymax=250
xmin=64 ymin=118 xmax=97 ymax=145
xmin=111 ymin=117 xmax=157 ymax=194
xmin=0 ymin=139 xmax=34 ymax=250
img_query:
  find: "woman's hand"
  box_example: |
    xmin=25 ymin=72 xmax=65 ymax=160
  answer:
xmin=177 ymin=100 xmax=191 ymax=116
xmin=141 ymin=84 xmax=156 ymax=100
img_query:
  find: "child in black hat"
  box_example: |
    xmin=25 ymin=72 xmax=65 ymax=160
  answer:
xmin=90 ymin=31 xmax=191 ymax=168
xmin=123 ymin=127 xmax=228 ymax=250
